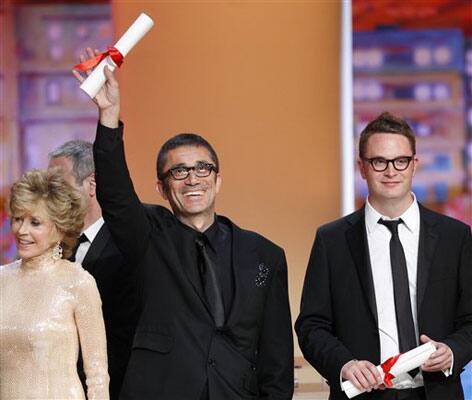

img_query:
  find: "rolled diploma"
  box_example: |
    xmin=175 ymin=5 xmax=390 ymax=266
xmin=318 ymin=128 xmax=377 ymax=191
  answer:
xmin=80 ymin=12 xmax=155 ymax=98
xmin=341 ymin=342 xmax=436 ymax=399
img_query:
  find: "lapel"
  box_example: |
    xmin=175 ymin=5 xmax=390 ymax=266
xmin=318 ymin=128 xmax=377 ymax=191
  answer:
xmin=416 ymin=204 xmax=439 ymax=315
xmin=345 ymin=207 xmax=378 ymax=325
xmin=223 ymin=217 xmax=258 ymax=327
xmin=82 ymin=224 xmax=110 ymax=271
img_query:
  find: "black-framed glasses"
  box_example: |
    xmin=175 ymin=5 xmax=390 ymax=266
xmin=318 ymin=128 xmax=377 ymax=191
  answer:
xmin=163 ymin=162 xmax=217 ymax=180
xmin=363 ymin=156 xmax=415 ymax=172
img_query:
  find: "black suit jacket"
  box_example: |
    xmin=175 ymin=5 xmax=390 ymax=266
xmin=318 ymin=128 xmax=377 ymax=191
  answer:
xmin=94 ymin=122 xmax=294 ymax=400
xmin=78 ymin=223 xmax=139 ymax=399
xmin=295 ymin=206 xmax=472 ymax=400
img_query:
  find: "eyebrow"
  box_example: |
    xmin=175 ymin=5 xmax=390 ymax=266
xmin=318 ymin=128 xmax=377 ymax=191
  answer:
xmin=366 ymin=155 xmax=413 ymax=159
xmin=169 ymin=160 xmax=211 ymax=169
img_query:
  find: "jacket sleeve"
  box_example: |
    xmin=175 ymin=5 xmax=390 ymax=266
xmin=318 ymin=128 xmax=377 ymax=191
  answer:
xmin=75 ymin=270 xmax=110 ymax=400
xmin=443 ymin=225 xmax=472 ymax=378
xmin=93 ymin=122 xmax=151 ymax=262
xmin=256 ymin=247 xmax=294 ymax=400
xmin=295 ymin=230 xmax=354 ymax=388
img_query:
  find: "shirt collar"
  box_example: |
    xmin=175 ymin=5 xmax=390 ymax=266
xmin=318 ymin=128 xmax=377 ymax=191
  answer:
xmin=203 ymin=216 xmax=220 ymax=252
xmin=82 ymin=217 xmax=104 ymax=243
xmin=365 ymin=193 xmax=419 ymax=235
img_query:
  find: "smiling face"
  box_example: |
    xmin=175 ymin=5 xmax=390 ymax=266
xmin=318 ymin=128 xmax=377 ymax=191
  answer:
xmin=157 ymin=145 xmax=221 ymax=230
xmin=10 ymin=201 xmax=61 ymax=261
xmin=358 ymin=133 xmax=417 ymax=212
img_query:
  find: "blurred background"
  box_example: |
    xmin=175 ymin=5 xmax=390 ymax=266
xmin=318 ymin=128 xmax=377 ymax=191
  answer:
xmin=0 ymin=1 xmax=470 ymax=399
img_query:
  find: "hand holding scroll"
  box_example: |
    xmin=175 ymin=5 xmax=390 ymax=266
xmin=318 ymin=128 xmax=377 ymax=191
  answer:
xmin=420 ymin=334 xmax=453 ymax=372
xmin=341 ymin=360 xmax=385 ymax=392
xmin=73 ymin=48 xmax=120 ymax=129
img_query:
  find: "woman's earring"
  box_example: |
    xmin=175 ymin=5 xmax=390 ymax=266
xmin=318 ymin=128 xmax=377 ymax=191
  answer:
xmin=52 ymin=242 xmax=63 ymax=260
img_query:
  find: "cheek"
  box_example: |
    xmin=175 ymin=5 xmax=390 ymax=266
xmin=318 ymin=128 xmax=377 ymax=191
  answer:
xmin=40 ymin=225 xmax=60 ymax=245
xmin=10 ymin=222 xmax=19 ymax=234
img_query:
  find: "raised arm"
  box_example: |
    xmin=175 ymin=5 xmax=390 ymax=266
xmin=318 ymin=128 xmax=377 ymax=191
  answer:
xmin=74 ymin=269 xmax=109 ymax=400
xmin=73 ymin=49 xmax=152 ymax=261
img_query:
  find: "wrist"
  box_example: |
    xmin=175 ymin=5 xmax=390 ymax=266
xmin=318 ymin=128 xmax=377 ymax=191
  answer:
xmin=99 ymin=108 xmax=120 ymax=128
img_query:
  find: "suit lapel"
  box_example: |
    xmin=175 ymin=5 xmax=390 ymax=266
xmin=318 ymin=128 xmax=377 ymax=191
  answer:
xmin=82 ymin=224 xmax=110 ymax=270
xmin=346 ymin=208 xmax=378 ymax=325
xmin=225 ymin=219 xmax=257 ymax=327
xmin=416 ymin=205 xmax=439 ymax=314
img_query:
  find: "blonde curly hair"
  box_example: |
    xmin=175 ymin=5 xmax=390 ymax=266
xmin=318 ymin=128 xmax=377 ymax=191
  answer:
xmin=9 ymin=168 xmax=86 ymax=259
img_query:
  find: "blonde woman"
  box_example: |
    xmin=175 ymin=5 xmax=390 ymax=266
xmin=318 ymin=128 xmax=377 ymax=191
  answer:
xmin=0 ymin=169 xmax=109 ymax=399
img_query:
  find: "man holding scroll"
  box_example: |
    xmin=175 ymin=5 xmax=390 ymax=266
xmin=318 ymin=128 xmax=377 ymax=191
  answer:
xmin=296 ymin=112 xmax=472 ymax=400
xmin=74 ymin=52 xmax=293 ymax=400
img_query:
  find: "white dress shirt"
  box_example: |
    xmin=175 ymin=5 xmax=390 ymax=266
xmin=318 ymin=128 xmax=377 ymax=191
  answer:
xmin=74 ymin=217 xmax=104 ymax=265
xmin=366 ymin=195 xmax=423 ymax=388
xmin=365 ymin=194 xmax=451 ymax=389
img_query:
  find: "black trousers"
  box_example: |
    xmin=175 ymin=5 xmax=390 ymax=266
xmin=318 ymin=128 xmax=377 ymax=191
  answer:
xmin=373 ymin=387 xmax=426 ymax=400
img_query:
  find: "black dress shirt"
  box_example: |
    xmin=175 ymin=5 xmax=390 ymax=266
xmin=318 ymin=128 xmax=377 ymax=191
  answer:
xmin=202 ymin=218 xmax=234 ymax=319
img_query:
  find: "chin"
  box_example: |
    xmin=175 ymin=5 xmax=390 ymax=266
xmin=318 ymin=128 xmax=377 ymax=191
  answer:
xmin=18 ymin=250 xmax=34 ymax=260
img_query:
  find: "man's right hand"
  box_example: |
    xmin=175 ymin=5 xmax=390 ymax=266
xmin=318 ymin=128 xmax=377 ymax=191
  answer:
xmin=341 ymin=359 xmax=385 ymax=392
xmin=72 ymin=47 xmax=120 ymax=128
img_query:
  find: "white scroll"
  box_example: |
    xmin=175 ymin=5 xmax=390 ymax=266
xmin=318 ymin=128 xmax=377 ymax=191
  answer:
xmin=341 ymin=342 xmax=436 ymax=398
xmin=79 ymin=13 xmax=155 ymax=98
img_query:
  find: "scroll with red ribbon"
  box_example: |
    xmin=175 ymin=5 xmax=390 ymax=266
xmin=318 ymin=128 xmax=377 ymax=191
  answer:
xmin=380 ymin=353 xmax=401 ymax=387
xmin=341 ymin=342 xmax=436 ymax=398
xmin=75 ymin=13 xmax=154 ymax=98
xmin=73 ymin=46 xmax=124 ymax=72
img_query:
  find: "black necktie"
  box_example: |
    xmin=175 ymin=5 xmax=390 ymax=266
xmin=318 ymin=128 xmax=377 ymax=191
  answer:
xmin=70 ymin=233 xmax=88 ymax=262
xmin=195 ymin=236 xmax=225 ymax=328
xmin=378 ymin=219 xmax=418 ymax=371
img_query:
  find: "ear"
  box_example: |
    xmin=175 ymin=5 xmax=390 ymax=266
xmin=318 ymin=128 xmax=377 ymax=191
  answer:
xmin=87 ymin=173 xmax=97 ymax=197
xmin=50 ymin=225 xmax=63 ymax=247
xmin=215 ymin=173 xmax=222 ymax=194
xmin=156 ymin=180 xmax=168 ymax=200
xmin=357 ymin=158 xmax=367 ymax=180
xmin=412 ymin=157 xmax=418 ymax=177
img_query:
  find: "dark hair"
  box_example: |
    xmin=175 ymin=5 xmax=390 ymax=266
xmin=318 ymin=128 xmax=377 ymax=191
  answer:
xmin=48 ymin=140 xmax=94 ymax=185
xmin=156 ymin=133 xmax=219 ymax=180
xmin=359 ymin=112 xmax=416 ymax=158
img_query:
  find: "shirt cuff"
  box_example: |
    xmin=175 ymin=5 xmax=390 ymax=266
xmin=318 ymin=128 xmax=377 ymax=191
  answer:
xmin=442 ymin=350 xmax=454 ymax=377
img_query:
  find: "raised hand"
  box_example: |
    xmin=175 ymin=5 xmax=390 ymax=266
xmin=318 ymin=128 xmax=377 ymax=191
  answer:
xmin=72 ymin=47 xmax=120 ymax=128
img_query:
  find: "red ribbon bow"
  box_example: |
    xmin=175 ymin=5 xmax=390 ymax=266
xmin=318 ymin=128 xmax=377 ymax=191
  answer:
xmin=381 ymin=354 xmax=401 ymax=387
xmin=73 ymin=46 xmax=124 ymax=72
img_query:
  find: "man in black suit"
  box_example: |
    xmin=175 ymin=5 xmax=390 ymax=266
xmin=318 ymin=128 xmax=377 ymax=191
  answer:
xmin=49 ymin=140 xmax=139 ymax=399
xmin=74 ymin=59 xmax=293 ymax=399
xmin=296 ymin=112 xmax=472 ymax=400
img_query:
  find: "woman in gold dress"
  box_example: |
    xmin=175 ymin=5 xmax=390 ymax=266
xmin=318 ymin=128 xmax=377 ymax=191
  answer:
xmin=0 ymin=169 xmax=109 ymax=399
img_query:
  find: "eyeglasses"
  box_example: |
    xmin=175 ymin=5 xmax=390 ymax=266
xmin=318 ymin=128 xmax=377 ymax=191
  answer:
xmin=363 ymin=156 xmax=415 ymax=172
xmin=163 ymin=162 xmax=217 ymax=180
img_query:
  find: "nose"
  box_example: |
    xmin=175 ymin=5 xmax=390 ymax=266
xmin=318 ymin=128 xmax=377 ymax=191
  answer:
xmin=185 ymin=169 xmax=200 ymax=185
xmin=384 ymin=161 xmax=397 ymax=177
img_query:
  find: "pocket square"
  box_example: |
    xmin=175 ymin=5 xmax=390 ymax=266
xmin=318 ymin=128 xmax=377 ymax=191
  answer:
xmin=255 ymin=263 xmax=270 ymax=287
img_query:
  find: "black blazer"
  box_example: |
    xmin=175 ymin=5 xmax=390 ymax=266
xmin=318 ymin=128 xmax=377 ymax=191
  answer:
xmin=295 ymin=206 xmax=472 ymax=400
xmin=94 ymin=123 xmax=294 ymax=400
xmin=79 ymin=223 xmax=139 ymax=400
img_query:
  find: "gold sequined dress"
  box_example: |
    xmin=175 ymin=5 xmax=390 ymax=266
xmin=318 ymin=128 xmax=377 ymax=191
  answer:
xmin=0 ymin=251 xmax=109 ymax=399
